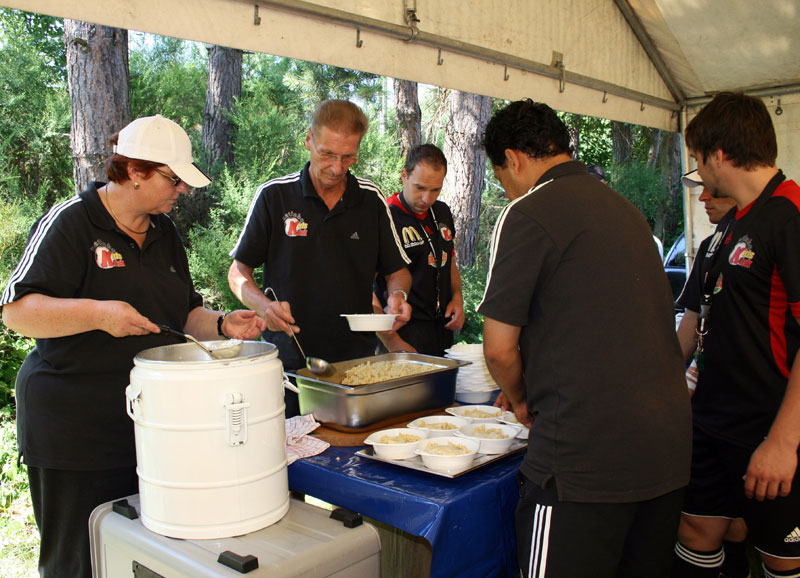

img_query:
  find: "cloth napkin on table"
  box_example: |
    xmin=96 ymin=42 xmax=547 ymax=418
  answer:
xmin=285 ymin=414 xmax=329 ymax=465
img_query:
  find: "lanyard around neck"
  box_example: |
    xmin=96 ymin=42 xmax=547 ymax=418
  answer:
xmin=399 ymin=193 xmax=443 ymax=315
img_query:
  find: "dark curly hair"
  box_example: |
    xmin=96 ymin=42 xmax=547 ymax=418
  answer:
xmin=685 ymin=92 xmax=777 ymax=169
xmin=483 ymin=99 xmax=572 ymax=167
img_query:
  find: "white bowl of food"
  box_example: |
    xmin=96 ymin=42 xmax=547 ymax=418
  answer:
xmin=414 ymin=436 xmax=480 ymax=473
xmin=363 ymin=427 xmax=429 ymax=460
xmin=341 ymin=314 xmax=397 ymax=332
xmin=455 ymin=422 xmax=521 ymax=454
xmin=445 ymin=404 xmax=502 ymax=423
xmin=454 ymin=390 xmax=493 ymax=404
xmin=407 ymin=415 xmax=469 ymax=437
xmin=499 ymin=410 xmax=529 ymax=439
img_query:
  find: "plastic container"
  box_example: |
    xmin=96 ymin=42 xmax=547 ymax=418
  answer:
xmin=363 ymin=427 xmax=429 ymax=460
xmin=89 ymin=494 xmax=381 ymax=577
xmin=415 ymin=436 xmax=479 ymax=473
xmin=407 ymin=415 xmax=469 ymax=437
xmin=445 ymin=404 xmax=503 ymax=423
xmin=341 ymin=314 xmax=397 ymax=331
xmin=126 ymin=341 xmax=289 ymax=539
xmin=455 ymin=422 xmax=522 ymax=454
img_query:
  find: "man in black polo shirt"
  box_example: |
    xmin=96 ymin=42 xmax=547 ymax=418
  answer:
xmin=228 ymin=100 xmax=412 ymax=415
xmin=478 ymin=99 xmax=691 ymax=578
xmin=375 ymin=144 xmax=464 ymax=356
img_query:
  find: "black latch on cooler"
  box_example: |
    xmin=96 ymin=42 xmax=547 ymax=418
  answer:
xmin=218 ymin=550 xmax=259 ymax=573
xmin=112 ymin=499 xmax=139 ymax=520
xmin=330 ymin=507 xmax=363 ymax=528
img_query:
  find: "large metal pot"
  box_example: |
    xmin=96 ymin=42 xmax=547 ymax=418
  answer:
xmin=285 ymin=352 xmax=469 ymax=429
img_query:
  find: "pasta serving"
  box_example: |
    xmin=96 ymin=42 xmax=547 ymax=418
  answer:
xmin=341 ymin=360 xmax=428 ymax=385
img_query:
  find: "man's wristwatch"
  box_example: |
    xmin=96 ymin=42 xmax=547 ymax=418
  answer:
xmin=217 ymin=313 xmax=229 ymax=337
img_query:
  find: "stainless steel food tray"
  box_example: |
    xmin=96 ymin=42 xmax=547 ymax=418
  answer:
xmin=355 ymin=439 xmax=527 ymax=478
xmin=284 ymin=352 xmax=469 ymax=429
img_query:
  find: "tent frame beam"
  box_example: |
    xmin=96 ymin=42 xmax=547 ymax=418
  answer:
xmin=255 ymin=0 xmax=682 ymax=113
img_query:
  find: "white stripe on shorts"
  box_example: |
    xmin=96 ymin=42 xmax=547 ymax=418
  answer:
xmin=527 ymin=503 xmax=552 ymax=578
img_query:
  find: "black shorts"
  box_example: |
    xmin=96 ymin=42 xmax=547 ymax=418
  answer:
xmin=515 ymin=473 xmax=684 ymax=578
xmin=683 ymin=427 xmax=800 ymax=558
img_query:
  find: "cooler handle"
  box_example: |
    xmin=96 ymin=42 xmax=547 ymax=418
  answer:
xmin=225 ymin=392 xmax=251 ymax=446
xmin=125 ymin=384 xmax=142 ymax=421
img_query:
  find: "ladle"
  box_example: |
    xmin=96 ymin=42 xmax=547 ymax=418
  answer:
xmin=263 ymin=287 xmax=335 ymax=376
xmin=156 ymin=323 xmax=242 ymax=360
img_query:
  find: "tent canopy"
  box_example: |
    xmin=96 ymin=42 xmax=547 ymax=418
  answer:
xmin=4 ymin=0 xmax=799 ymax=131
xmin=4 ymin=0 xmax=800 ymax=250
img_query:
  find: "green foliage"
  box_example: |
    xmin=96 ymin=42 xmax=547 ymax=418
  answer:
xmin=129 ymin=34 xmax=207 ymax=126
xmin=186 ymin=170 xmax=262 ymax=312
xmin=355 ymin=127 xmax=404 ymax=196
xmin=0 ymin=9 xmax=72 ymax=206
xmin=608 ymin=160 xmax=669 ymax=231
xmin=456 ymin=265 xmax=488 ymax=344
xmin=0 ymin=411 xmax=38 ymax=577
xmin=0 ymin=329 xmax=33 ymax=410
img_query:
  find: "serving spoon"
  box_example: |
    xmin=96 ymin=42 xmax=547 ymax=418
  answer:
xmin=156 ymin=323 xmax=242 ymax=360
xmin=263 ymin=287 xmax=334 ymax=376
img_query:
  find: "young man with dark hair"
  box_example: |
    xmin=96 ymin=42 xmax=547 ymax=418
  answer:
xmin=479 ymin=99 xmax=691 ymax=578
xmin=375 ymin=144 xmax=464 ymax=355
xmin=672 ymin=92 xmax=800 ymax=578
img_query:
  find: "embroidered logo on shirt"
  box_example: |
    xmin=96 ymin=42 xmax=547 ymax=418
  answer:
xmin=729 ymin=235 xmax=755 ymax=269
xmin=427 ymin=250 xmax=449 ymax=268
xmin=350 ymin=232 xmax=360 ymax=240
xmin=93 ymin=240 xmax=126 ymax=269
xmin=785 ymin=527 xmax=800 ymax=543
xmin=401 ymin=226 xmax=425 ymax=248
xmin=439 ymin=225 xmax=453 ymax=242
xmin=283 ymin=212 xmax=308 ymax=237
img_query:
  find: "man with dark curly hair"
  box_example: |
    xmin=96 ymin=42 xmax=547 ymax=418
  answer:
xmin=479 ymin=99 xmax=692 ymax=578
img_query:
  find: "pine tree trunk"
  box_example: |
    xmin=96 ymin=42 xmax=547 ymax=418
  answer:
xmin=611 ymin=121 xmax=633 ymax=164
xmin=202 ymin=45 xmax=242 ymax=170
xmin=393 ymin=79 xmax=421 ymax=160
xmin=64 ymin=20 xmax=129 ymax=193
xmin=441 ymin=90 xmax=492 ymax=268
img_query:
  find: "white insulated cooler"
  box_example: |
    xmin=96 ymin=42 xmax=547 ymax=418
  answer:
xmin=89 ymin=494 xmax=381 ymax=578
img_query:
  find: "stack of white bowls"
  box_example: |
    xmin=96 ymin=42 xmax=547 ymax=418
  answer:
xmin=444 ymin=343 xmax=499 ymax=404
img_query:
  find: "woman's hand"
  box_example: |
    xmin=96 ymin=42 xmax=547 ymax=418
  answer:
xmin=94 ymin=300 xmax=160 ymax=337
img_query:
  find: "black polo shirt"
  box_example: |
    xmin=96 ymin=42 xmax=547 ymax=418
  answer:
xmin=230 ymin=163 xmax=410 ymax=369
xmin=1 ymin=182 xmax=203 ymax=470
xmin=478 ymin=161 xmax=691 ymax=503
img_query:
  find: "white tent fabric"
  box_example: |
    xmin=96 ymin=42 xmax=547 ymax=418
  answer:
xmin=3 ymin=0 xmax=800 ymax=253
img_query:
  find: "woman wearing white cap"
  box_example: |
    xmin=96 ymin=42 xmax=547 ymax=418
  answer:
xmin=0 ymin=115 xmax=266 ymax=577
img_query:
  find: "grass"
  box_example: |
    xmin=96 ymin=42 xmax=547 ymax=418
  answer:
xmin=0 ymin=415 xmax=38 ymax=578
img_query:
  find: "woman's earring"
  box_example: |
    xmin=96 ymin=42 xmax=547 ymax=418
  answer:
xmin=133 ymin=182 xmax=140 ymax=189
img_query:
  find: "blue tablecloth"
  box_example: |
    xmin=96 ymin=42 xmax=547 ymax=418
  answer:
xmin=288 ymin=445 xmax=523 ymax=578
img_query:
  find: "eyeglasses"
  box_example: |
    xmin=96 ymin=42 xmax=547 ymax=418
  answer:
xmin=154 ymin=168 xmax=183 ymax=188
xmin=309 ymin=138 xmax=358 ymax=165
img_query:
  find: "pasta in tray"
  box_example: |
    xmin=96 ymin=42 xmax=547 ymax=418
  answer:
xmin=341 ymin=360 xmax=428 ymax=385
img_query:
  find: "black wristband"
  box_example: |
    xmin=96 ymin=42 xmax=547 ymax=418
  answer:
xmin=217 ymin=313 xmax=228 ymax=337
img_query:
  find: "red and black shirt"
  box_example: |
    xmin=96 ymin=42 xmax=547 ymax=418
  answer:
xmin=693 ymin=173 xmax=800 ymax=448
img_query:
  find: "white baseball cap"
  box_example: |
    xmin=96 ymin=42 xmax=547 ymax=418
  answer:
xmin=681 ymin=169 xmax=703 ymax=188
xmin=113 ymin=115 xmax=211 ymax=188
